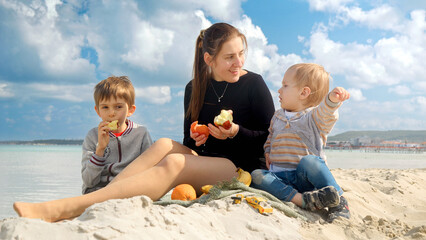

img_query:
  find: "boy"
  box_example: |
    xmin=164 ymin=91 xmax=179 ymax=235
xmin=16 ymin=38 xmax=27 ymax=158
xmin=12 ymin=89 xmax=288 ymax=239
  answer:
xmin=251 ymin=63 xmax=350 ymax=222
xmin=81 ymin=76 xmax=153 ymax=194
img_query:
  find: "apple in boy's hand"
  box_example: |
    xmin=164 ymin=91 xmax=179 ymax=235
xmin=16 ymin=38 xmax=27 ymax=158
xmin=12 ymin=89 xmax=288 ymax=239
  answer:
xmin=191 ymin=121 xmax=209 ymax=136
xmin=108 ymin=120 xmax=118 ymax=131
xmin=214 ymin=110 xmax=233 ymax=130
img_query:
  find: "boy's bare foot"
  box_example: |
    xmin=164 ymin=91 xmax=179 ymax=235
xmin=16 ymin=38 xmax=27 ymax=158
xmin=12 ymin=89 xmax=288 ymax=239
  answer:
xmin=13 ymin=202 xmax=57 ymax=222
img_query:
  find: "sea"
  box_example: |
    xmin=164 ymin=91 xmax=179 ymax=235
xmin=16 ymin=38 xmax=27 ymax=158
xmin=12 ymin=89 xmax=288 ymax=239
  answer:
xmin=0 ymin=145 xmax=425 ymax=220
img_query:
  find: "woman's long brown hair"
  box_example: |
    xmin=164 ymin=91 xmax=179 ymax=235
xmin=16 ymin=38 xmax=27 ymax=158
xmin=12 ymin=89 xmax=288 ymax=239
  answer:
xmin=186 ymin=23 xmax=247 ymax=121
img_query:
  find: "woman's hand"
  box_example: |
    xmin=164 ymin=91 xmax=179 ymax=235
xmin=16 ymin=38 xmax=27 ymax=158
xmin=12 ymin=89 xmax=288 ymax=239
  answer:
xmin=190 ymin=130 xmax=208 ymax=146
xmin=208 ymin=122 xmax=239 ymax=140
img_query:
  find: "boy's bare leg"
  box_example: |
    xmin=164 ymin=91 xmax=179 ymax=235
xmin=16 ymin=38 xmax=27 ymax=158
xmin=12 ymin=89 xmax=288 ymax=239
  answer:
xmin=110 ymin=138 xmax=196 ymax=184
xmin=14 ymin=153 xmax=237 ymax=222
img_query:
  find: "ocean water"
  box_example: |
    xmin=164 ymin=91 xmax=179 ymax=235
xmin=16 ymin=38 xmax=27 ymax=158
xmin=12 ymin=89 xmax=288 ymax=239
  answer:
xmin=0 ymin=145 xmax=424 ymax=220
xmin=325 ymin=150 xmax=426 ymax=169
xmin=0 ymin=145 xmax=82 ymax=220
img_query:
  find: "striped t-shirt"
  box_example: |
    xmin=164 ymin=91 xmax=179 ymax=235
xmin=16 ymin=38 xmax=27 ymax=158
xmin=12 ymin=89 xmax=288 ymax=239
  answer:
xmin=264 ymin=97 xmax=340 ymax=170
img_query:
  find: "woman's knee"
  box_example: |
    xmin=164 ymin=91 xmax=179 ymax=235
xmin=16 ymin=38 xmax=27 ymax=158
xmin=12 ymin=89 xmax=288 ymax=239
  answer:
xmin=153 ymin=138 xmax=174 ymax=148
xmin=154 ymin=138 xmax=192 ymax=155
xmin=158 ymin=153 xmax=186 ymax=176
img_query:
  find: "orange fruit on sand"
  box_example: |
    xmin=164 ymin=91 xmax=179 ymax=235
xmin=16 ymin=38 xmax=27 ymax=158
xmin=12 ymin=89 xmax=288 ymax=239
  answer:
xmin=171 ymin=184 xmax=197 ymax=201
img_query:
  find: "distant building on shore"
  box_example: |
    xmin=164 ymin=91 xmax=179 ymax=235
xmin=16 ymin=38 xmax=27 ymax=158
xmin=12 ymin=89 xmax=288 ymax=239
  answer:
xmin=326 ymin=136 xmax=425 ymax=153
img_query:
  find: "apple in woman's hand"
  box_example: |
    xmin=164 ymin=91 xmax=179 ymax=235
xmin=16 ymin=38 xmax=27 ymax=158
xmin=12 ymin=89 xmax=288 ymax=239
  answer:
xmin=214 ymin=110 xmax=233 ymax=130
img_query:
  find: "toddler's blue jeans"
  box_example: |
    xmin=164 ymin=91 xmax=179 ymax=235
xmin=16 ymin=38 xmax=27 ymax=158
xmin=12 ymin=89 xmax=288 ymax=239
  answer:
xmin=251 ymin=155 xmax=343 ymax=202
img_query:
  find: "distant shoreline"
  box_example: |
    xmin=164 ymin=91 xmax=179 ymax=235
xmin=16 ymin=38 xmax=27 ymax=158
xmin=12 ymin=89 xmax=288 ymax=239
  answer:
xmin=0 ymin=140 xmax=83 ymax=145
xmin=1 ymin=130 xmax=425 ymax=146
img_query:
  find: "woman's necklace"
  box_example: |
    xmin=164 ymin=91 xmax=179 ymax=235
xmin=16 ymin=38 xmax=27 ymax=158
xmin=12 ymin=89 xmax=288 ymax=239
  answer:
xmin=211 ymin=82 xmax=229 ymax=103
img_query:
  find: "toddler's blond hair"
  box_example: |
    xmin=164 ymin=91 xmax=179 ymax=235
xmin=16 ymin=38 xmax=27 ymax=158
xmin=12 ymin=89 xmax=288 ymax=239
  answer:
xmin=288 ymin=63 xmax=330 ymax=108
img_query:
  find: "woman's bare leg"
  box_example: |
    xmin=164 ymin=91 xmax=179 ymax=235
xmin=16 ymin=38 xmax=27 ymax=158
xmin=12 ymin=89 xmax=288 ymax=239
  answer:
xmin=14 ymin=152 xmax=238 ymax=222
xmin=110 ymin=138 xmax=196 ymax=184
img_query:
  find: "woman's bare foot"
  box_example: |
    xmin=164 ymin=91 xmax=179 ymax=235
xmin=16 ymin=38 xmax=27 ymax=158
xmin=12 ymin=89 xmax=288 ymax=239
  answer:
xmin=14 ymin=202 xmax=58 ymax=223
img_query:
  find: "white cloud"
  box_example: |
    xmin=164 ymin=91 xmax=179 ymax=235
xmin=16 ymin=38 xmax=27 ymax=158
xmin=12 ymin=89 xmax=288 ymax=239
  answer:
xmin=44 ymin=105 xmax=54 ymax=122
xmin=0 ymin=83 xmax=14 ymax=98
xmin=234 ymin=16 xmax=303 ymax=88
xmin=347 ymin=88 xmax=365 ymax=101
xmin=308 ymin=0 xmax=353 ymax=12
xmin=338 ymin=98 xmax=426 ymax=131
xmin=412 ymin=96 xmax=426 ymax=112
xmin=45 ymin=0 xmax=61 ymax=19
xmin=0 ymin=0 xmax=248 ymax=87
xmin=120 ymin=20 xmax=174 ymax=71
xmin=305 ymin=2 xmax=425 ymax=132
xmin=308 ymin=1 xmax=403 ymax=32
xmin=309 ymin=29 xmax=392 ymax=88
xmin=1 ymin=0 xmax=425 ymax=139
xmin=136 ymin=86 xmax=171 ymax=104
xmin=307 ymin=0 xmax=426 ymax=82
xmin=6 ymin=79 xmax=173 ymax=105
xmin=26 ymin=83 xmax=94 ymax=102
xmin=194 ymin=10 xmax=212 ymax=29
xmin=196 ymin=0 xmax=243 ymax=22
xmin=81 ymin=1 xmax=217 ymax=84
xmin=308 ymin=8 xmax=426 ymax=90
xmin=0 ymin=0 xmax=36 ymax=17
xmin=413 ymin=81 xmax=426 ymax=92
xmin=341 ymin=5 xmax=402 ymax=31
xmin=175 ymin=91 xmax=185 ymax=97
xmin=1 ymin=0 xmax=96 ymax=82
xmin=5 ymin=118 xmax=15 ymax=124
xmin=145 ymin=9 xmax=212 ymax=80
xmin=389 ymin=85 xmax=411 ymax=96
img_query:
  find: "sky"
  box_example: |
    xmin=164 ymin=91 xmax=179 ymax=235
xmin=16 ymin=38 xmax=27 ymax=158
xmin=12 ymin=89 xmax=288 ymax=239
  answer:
xmin=0 ymin=0 xmax=425 ymax=142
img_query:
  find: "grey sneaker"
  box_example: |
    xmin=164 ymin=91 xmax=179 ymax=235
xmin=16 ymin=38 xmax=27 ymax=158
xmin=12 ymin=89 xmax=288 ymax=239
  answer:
xmin=327 ymin=196 xmax=350 ymax=222
xmin=302 ymin=186 xmax=340 ymax=211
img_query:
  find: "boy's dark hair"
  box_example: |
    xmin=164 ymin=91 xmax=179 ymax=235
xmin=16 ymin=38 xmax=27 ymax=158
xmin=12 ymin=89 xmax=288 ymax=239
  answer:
xmin=94 ymin=76 xmax=135 ymax=107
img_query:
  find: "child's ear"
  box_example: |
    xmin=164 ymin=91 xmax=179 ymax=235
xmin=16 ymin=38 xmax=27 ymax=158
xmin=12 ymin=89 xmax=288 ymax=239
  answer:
xmin=300 ymin=87 xmax=311 ymax=100
xmin=95 ymin=106 xmax=101 ymax=117
xmin=127 ymin=105 xmax=136 ymax=117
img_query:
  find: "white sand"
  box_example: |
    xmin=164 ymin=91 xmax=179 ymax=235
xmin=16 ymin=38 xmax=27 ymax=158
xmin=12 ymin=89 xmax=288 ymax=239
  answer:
xmin=1 ymin=168 xmax=425 ymax=240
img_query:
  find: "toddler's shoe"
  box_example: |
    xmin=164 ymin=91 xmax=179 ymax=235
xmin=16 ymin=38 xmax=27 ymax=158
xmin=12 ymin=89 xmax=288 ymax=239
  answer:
xmin=327 ymin=196 xmax=350 ymax=222
xmin=302 ymin=186 xmax=340 ymax=211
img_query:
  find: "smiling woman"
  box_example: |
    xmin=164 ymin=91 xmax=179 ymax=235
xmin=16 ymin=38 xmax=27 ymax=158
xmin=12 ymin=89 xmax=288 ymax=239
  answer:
xmin=184 ymin=22 xmax=275 ymax=172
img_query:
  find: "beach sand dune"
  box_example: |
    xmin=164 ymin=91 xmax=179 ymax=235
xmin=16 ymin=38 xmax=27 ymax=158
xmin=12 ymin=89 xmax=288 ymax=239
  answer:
xmin=1 ymin=168 xmax=425 ymax=240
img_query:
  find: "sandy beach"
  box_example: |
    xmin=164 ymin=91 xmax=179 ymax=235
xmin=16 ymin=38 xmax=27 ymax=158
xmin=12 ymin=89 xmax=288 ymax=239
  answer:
xmin=1 ymin=168 xmax=425 ymax=240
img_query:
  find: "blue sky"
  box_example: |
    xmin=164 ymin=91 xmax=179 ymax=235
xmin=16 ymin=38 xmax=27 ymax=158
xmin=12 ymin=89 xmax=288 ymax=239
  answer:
xmin=1 ymin=0 xmax=425 ymax=142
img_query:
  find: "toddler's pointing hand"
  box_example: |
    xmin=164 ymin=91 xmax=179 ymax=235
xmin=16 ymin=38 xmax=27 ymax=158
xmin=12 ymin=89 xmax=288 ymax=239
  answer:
xmin=329 ymin=87 xmax=350 ymax=103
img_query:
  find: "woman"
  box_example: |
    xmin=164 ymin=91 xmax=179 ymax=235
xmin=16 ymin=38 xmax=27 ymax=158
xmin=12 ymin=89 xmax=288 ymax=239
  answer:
xmin=13 ymin=23 xmax=275 ymax=222
xmin=184 ymin=22 xmax=274 ymax=172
